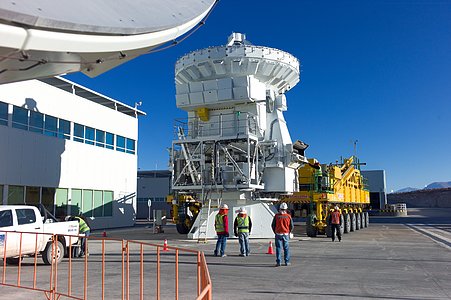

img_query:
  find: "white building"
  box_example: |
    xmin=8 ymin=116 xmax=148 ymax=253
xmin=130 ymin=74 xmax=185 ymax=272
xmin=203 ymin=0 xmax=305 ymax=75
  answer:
xmin=0 ymin=76 xmax=145 ymax=229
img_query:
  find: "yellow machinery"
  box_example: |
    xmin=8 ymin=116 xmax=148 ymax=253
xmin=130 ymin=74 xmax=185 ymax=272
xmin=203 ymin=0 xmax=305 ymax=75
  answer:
xmin=282 ymin=156 xmax=370 ymax=237
xmin=167 ymin=194 xmax=202 ymax=234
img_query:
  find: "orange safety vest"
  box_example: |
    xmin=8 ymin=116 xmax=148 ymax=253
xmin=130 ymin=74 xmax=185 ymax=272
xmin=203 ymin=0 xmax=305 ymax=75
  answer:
xmin=331 ymin=211 xmax=341 ymax=225
xmin=274 ymin=213 xmax=292 ymax=234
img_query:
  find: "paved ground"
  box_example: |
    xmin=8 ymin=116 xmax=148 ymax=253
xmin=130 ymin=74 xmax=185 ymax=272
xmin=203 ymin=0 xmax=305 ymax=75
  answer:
xmin=1 ymin=208 xmax=451 ymax=299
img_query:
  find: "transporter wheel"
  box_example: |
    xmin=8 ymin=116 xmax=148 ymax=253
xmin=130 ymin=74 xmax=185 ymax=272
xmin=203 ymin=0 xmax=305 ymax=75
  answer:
xmin=176 ymin=223 xmax=190 ymax=234
xmin=344 ymin=214 xmax=351 ymax=233
xmin=356 ymin=213 xmax=361 ymax=230
xmin=42 ymin=240 xmax=64 ymax=265
xmin=339 ymin=215 xmax=345 ymax=236
xmin=350 ymin=213 xmax=356 ymax=232
xmin=325 ymin=215 xmax=332 ymax=237
xmin=364 ymin=212 xmax=369 ymax=227
xmin=306 ymin=222 xmax=317 ymax=237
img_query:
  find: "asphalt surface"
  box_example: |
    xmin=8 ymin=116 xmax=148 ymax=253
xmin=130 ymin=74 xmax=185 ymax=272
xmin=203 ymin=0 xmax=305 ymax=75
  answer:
xmin=1 ymin=208 xmax=451 ymax=300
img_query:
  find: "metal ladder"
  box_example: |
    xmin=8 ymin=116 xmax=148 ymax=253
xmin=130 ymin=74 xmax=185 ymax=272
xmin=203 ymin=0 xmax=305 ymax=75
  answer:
xmin=197 ymin=198 xmax=221 ymax=243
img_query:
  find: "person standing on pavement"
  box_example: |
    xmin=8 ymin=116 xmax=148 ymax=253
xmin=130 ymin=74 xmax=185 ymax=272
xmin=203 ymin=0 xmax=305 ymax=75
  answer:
xmin=329 ymin=206 xmax=342 ymax=242
xmin=271 ymin=202 xmax=294 ymax=266
xmin=214 ymin=203 xmax=229 ymax=257
xmin=234 ymin=207 xmax=252 ymax=257
xmin=74 ymin=214 xmax=91 ymax=257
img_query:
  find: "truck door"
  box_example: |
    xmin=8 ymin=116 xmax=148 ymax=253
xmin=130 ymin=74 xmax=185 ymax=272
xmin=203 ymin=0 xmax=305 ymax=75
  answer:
xmin=0 ymin=209 xmax=18 ymax=258
xmin=15 ymin=208 xmax=43 ymax=254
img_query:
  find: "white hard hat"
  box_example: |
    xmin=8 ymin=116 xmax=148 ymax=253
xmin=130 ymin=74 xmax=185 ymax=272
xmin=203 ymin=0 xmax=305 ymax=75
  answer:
xmin=335 ymin=206 xmax=339 ymax=210
xmin=280 ymin=202 xmax=288 ymax=210
xmin=220 ymin=203 xmax=229 ymax=210
xmin=239 ymin=207 xmax=246 ymax=214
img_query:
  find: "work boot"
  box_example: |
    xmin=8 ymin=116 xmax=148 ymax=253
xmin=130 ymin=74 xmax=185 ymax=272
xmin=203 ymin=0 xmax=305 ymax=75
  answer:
xmin=275 ymin=263 xmax=281 ymax=267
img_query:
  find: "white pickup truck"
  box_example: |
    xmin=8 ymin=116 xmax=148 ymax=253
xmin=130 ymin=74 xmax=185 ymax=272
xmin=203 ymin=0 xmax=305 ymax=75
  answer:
xmin=0 ymin=205 xmax=79 ymax=265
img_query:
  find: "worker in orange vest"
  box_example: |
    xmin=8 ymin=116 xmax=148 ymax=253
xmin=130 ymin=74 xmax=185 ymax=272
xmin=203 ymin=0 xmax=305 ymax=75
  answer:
xmin=214 ymin=203 xmax=229 ymax=257
xmin=329 ymin=206 xmax=342 ymax=242
xmin=271 ymin=202 xmax=294 ymax=267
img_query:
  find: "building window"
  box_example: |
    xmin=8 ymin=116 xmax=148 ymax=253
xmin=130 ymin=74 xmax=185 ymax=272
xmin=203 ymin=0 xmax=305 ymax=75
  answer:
xmin=93 ymin=190 xmax=103 ymax=217
xmin=0 ymin=185 xmax=3 ymax=204
xmin=82 ymin=190 xmax=93 ymax=217
xmin=116 ymin=135 xmax=126 ymax=152
xmin=71 ymin=189 xmax=82 ymax=216
xmin=74 ymin=123 xmax=84 ymax=143
xmin=25 ymin=186 xmax=40 ymax=206
xmin=0 ymin=101 xmax=8 ymax=126
xmin=95 ymin=129 xmax=105 ymax=147
xmin=42 ymin=187 xmax=55 ymax=215
xmin=8 ymin=185 xmax=24 ymax=204
xmin=12 ymin=106 xmax=28 ymax=130
xmin=29 ymin=111 xmax=44 ymax=134
xmin=106 ymin=132 xmax=114 ymax=150
xmin=58 ymin=119 xmax=71 ymax=140
xmin=85 ymin=126 xmax=95 ymax=145
xmin=104 ymin=191 xmax=113 ymax=217
xmin=55 ymin=188 xmax=68 ymax=219
xmin=126 ymin=138 xmax=136 ymax=154
xmin=44 ymin=115 xmax=58 ymax=137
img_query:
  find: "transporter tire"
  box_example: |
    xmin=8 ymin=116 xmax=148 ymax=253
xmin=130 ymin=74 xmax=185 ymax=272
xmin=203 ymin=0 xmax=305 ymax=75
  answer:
xmin=306 ymin=222 xmax=317 ymax=237
xmin=42 ymin=240 xmax=64 ymax=265
xmin=350 ymin=213 xmax=356 ymax=232
xmin=339 ymin=215 xmax=345 ymax=236
xmin=325 ymin=215 xmax=332 ymax=237
xmin=176 ymin=223 xmax=190 ymax=234
xmin=364 ymin=212 xmax=369 ymax=227
xmin=356 ymin=213 xmax=361 ymax=230
xmin=344 ymin=214 xmax=351 ymax=233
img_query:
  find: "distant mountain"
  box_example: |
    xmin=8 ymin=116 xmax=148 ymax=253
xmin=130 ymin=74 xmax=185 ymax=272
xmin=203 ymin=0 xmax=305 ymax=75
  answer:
xmin=395 ymin=187 xmax=419 ymax=193
xmin=424 ymin=181 xmax=451 ymax=190
xmin=394 ymin=181 xmax=451 ymax=193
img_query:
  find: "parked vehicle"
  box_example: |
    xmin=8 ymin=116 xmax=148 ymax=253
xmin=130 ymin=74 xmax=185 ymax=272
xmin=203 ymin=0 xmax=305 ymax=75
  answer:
xmin=0 ymin=205 xmax=79 ymax=264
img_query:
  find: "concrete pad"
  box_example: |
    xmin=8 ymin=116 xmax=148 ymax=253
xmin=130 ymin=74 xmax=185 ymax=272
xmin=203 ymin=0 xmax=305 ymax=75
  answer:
xmin=1 ymin=208 xmax=451 ymax=299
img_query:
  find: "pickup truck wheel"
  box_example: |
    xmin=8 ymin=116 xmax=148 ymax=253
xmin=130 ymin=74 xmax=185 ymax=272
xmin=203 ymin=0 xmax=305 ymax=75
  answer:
xmin=42 ymin=241 xmax=64 ymax=265
xmin=6 ymin=257 xmax=21 ymax=265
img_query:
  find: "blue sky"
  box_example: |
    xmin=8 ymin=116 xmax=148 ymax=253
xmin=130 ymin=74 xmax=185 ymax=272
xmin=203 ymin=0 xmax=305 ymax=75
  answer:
xmin=65 ymin=0 xmax=451 ymax=192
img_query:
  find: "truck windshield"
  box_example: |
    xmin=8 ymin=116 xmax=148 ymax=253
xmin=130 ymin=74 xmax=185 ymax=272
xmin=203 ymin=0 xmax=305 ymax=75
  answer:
xmin=0 ymin=210 xmax=13 ymax=227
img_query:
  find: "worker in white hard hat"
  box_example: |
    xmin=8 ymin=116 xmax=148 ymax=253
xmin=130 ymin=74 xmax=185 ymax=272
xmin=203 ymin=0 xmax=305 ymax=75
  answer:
xmin=214 ymin=203 xmax=229 ymax=257
xmin=329 ymin=205 xmax=342 ymax=242
xmin=234 ymin=207 xmax=252 ymax=256
xmin=271 ymin=202 xmax=294 ymax=267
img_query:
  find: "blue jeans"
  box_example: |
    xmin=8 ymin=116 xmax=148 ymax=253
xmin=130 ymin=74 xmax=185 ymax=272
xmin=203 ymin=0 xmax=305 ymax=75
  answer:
xmin=238 ymin=232 xmax=250 ymax=255
xmin=80 ymin=230 xmax=90 ymax=256
xmin=214 ymin=234 xmax=227 ymax=256
xmin=275 ymin=234 xmax=290 ymax=265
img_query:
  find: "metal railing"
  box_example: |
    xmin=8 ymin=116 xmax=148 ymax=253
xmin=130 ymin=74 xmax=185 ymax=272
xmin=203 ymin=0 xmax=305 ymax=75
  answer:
xmin=174 ymin=112 xmax=258 ymax=140
xmin=0 ymin=230 xmax=211 ymax=300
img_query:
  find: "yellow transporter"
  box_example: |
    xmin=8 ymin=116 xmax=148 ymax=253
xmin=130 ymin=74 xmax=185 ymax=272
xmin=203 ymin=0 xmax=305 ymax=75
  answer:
xmin=166 ymin=194 xmax=202 ymax=234
xmin=283 ymin=156 xmax=370 ymax=237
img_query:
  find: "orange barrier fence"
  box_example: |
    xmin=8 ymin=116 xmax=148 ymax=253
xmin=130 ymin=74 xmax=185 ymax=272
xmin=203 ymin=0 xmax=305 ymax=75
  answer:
xmin=0 ymin=230 xmax=212 ymax=300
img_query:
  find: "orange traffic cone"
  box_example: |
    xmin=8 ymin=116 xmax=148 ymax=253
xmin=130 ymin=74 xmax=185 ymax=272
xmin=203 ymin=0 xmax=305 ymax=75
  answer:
xmin=102 ymin=230 xmax=107 ymax=237
xmin=266 ymin=241 xmax=274 ymax=255
xmin=163 ymin=239 xmax=169 ymax=251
